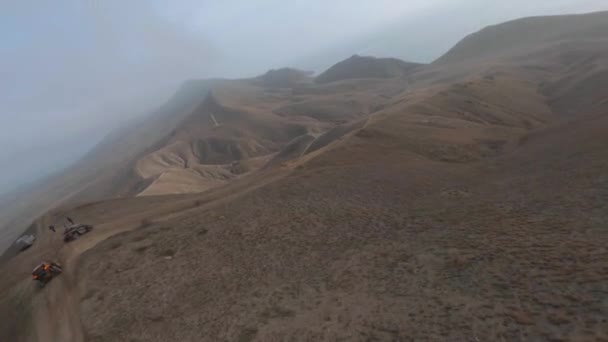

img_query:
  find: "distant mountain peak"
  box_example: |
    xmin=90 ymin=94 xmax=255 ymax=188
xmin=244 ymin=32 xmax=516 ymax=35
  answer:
xmin=254 ymin=68 xmax=313 ymax=88
xmin=315 ymin=55 xmax=423 ymax=84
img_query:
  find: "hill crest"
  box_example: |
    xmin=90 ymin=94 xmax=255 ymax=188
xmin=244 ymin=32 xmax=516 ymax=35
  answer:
xmin=316 ymin=55 xmax=422 ymax=84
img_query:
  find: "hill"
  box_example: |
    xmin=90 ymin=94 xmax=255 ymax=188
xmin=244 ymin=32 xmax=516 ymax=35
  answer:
xmin=315 ymin=55 xmax=422 ymax=84
xmin=418 ymin=11 xmax=608 ymax=117
xmin=1 ymin=10 xmax=608 ymax=342
xmin=435 ymin=11 xmax=608 ymax=65
xmin=253 ymin=68 xmax=313 ymax=88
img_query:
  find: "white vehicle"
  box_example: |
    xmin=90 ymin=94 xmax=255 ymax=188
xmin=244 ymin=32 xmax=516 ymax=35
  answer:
xmin=15 ymin=234 xmax=36 ymax=251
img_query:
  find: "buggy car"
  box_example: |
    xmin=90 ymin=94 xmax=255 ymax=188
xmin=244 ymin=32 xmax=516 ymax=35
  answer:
xmin=32 ymin=261 xmax=62 ymax=287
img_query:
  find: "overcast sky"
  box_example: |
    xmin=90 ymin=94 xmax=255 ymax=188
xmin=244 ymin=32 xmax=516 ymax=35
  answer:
xmin=1 ymin=0 xmax=606 ymax=195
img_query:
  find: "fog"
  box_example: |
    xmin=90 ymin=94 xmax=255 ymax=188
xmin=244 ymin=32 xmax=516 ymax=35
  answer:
xmin=1 ymin=0 xmax=606 ymax=195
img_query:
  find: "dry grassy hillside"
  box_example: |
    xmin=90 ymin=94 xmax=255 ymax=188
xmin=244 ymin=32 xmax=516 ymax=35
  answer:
xmin=76 ymin=102 xmax=608 ymax=342
xmin=434 ymin=11 xmax=608 ymax=65
xmin=415 ymin=11 xmax=608 ymax=105
xmin=1 ymin=10 xmax=608 ymax=342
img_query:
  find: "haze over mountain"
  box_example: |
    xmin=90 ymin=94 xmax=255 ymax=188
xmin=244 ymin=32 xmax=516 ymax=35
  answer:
xmin=2 ymin=0 xmax=607 ymax=195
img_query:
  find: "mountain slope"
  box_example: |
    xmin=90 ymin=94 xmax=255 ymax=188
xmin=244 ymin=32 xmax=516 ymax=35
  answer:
xmin=1 ymin=10 xmax=608 ymax=342
xmin=76 ymin=102 xmax=608 ymax=342
xmin=435 ymin=11 xmax=608 ymax=65
xmin=126 ymin=76 xmax=406 ymax=197
xmin=419 ymin=11 xmax=608 ymax=118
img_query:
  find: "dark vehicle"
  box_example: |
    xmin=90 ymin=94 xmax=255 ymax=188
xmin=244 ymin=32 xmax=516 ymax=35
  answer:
xmin=63 ymin=224 xmax=93 ymax=242
xmin=32 ymin=261 xmax=62 ymax=288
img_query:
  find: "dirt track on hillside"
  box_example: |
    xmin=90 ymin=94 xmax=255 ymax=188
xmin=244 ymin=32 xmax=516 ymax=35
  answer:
xmin=0 ymin=196 xmax=212 ymax=341
xmin=0 ymin=167 xmax=288 ymax=342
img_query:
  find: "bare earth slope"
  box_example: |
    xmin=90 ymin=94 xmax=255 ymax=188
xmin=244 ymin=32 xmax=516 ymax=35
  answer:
xmin=130 ymin=77 xmax=403 ymax=197
xmin=1 ymin=10 xmax=608 ymax=342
